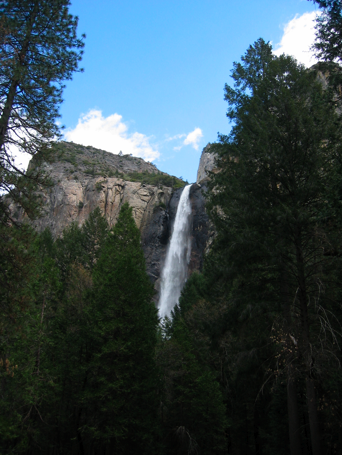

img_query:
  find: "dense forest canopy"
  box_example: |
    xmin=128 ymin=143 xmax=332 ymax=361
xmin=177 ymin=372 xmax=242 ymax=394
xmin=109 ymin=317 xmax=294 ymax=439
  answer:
xmin=205 ymin=38 xmax=342 ymax=455
xmin=1 ymin=0 xmax=342 ymax=454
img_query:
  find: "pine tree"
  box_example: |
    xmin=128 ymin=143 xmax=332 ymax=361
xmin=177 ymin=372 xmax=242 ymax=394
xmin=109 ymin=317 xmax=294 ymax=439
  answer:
xmin=157 ymin=309 xmax=227 ymax=455
xmin=311 ymin=0 xmax=342 ymax=63
xmin=0 ymin=225 xmax=63 ymax=453
xmin=0 ymin=0 xmax=84 ymax=221
xmin=81 ymin=207 xmax=109 ymax=270
xmin=207 ymin=39 xmax=342 ymax=455
xmin=86 ymin=203 xmax=160 ymax=454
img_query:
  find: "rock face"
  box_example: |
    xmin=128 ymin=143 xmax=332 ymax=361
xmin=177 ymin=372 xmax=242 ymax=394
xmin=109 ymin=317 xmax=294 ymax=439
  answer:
xmin=12 ymin=141 xmax=212 ymax=301
xmin=141 ymin=184 xmax=211 ymax=303
xmin=196 ymin=143 xmax=216 ymax=183
xmin=141 ymin=205 xmax=170 ymax=300
xmin=14 ymin=141 xmax=181 ymax=237
xmin=189 ymin=183 xmax=212 ymax=274
xmin=29 ymin=176 xmax=172 ymax=238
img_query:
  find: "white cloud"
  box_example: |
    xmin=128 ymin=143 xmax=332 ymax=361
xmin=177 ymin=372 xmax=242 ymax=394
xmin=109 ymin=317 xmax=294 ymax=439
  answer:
xmin=165 ymin=133 xmax=186 ymax=142
xmin=9 ymin=126 xmax=47 ymax=172
xmin=183 ymin=128 xmax=203 ymax=150
xmin=274 ymin=11 xmax=320 ymax=67
xmin=11 ymin=146 xmax=32 ymax=172
xmin=64 ymin=110 xmax=160 ymax=161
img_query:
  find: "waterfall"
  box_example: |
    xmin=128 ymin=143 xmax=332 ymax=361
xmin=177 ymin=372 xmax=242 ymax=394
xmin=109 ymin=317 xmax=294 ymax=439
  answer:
xmin=158 ymin=184 xmax=192 ymax=318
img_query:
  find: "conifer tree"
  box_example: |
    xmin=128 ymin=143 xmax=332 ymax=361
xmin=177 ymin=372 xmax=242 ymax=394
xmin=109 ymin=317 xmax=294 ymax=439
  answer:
xmin=311 ymin=0 xmax=342 ymax=62
xmin=0 ymin=0 xmax=84 ymax=221
xmin=158 ymin=326 xmax=227 ymax=455
xmin=207 ymin=39 xmax=342 ymax=455
xmin=0 ymin=224 xmax=63 ymax=453
xmin=81 ymin=207 xmax=109 ymax=269
xmin=87 ymin=203 xmax=160 ymax=454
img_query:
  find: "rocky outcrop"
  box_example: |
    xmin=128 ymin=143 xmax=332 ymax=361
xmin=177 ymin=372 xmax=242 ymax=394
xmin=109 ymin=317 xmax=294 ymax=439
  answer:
xmin=189 ymin=183 xmax=212 ymax=274
xmin=13 ymin=141 xmax=180 ymax=237
xmin=196 ymin=143 xmax=216 ymax=183
xmin=27 ymin=176 xmax=172 ymax=238
xmin=144 ymin=183 xmax=212 ymax=303
xmin=12 ymin=141 xmax=212 ymax=301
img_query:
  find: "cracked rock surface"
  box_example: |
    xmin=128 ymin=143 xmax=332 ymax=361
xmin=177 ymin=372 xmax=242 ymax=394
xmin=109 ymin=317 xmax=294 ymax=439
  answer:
xmin=11 ymin=142 xmax=211 ymax=299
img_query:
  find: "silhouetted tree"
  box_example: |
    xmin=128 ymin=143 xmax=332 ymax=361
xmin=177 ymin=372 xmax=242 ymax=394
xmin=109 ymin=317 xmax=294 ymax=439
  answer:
xmin=0 ymin=0 xmax=84 ymax=221
xmin=207 ymin=39 xmax=342 ymax=455
xmin=311 ymin=0 xmax=342 ymax=62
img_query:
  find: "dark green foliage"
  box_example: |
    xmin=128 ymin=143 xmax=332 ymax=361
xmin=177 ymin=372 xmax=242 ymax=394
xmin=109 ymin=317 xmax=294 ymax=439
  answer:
xmin=95 ymin=180 xmax=106 ymax=191
xmin=156 ymin=273 xmax=228 ymax=454
xmin=55 ymin=221 xmax=86 ymax=285
xmin=154 ymin=201 xmax=167 ymax=212
xmin=166 ymin=268 xmax=279 ymax=454
xmin=81 ymin=207 xmax=109 ymax=269
xmin=206 ymin=38 xmax=342 ymax=454
xmin=0 ymin=0 xmax=84 ymax=222
xmin=312 ymin=0 xmax=342 ymax=63
xmin=0 ymin=222 xmax=62 ymax=453
xmin=55 ymin=208 xmax=109 ymax=286
xmin=157 ymin=317 xmax=227 ymax=455
xmin=171 ymin=272 xmax=207 ymax=327
xmin=0 ymin=205 xmax=161 ymax=454
xmin=87 ymin=203 xmax=160 ymax=454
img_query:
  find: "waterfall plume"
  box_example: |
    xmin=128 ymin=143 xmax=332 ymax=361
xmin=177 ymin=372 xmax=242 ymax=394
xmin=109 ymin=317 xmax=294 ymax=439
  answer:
xmin=158 ymin=184 xmax=192 ymax=318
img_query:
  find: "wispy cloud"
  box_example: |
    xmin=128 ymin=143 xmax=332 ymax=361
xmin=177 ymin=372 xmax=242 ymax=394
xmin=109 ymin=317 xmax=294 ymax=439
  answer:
xmin=183 ymin=128 xmax=203 ymax=150
xmin=169 ymin=127 xmax=204 ymax=151
xmin=274 ymin=11 xmax=320 ymax=67
xmin=165 ymin=133 xmax=186 ymax=142
xmin=64 ymin=109 xmax=160 ymax=161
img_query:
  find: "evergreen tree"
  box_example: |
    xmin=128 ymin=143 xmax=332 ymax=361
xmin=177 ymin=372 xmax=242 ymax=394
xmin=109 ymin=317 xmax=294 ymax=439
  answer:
xmin=55 ymin=208 xmax=109 ymax=287
xmin=81 ymin=207 xmax=109 ymax=269
xmin=170 ymin=272 xmax=207 ymax=329
xmin=40 ymin=260 xmax=94 ymax=454
xmin=55 ymin=221 xmax=86 ymax=287
xmin=207 ymin=39 xmax=342 ymax=455
xmin=0 ymin=224 xmax=63 ymax=453
xmin=311 ymin=0 xmax=342 ymax=63
xmin=158 ymin=329 xmax=227 ymax=455
xmin=0 ymin=0 xmax=84 ymax=221
xmin=156 ymin=273 xmax=228 ymax=455
xmin=86 ymin=203 xmax=160 ymax=454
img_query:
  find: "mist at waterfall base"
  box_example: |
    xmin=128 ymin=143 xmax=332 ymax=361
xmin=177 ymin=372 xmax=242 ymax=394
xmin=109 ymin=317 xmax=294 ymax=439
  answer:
xmin=158 ymin=184 xmax=192 ymax=318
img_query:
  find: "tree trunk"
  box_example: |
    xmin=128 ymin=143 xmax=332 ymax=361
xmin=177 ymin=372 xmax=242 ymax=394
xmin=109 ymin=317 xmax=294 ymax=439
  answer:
xmin=287 ymin=376 xmax=302 ymax=455
xmin=0 ymin=78 xmax=19 ymax=152
xmin=281 ymin=266 xmax=302 ymax=455
xmin=0 ymin=1 xmax=39 ymax=151
xmin=295 ymin=231 xmax=321 ymax=455
xmin=306 ymin=378 xmax=321 ymax=455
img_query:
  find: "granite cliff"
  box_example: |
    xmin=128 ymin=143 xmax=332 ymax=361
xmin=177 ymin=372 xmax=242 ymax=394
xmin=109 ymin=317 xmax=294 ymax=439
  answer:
xmin=12 ymin=141 xmax=215 ymax=298
xmin=13 ymin=141 xmax=182 ymax=236
xmin=196 ymin=143 xmax=217 ymax=183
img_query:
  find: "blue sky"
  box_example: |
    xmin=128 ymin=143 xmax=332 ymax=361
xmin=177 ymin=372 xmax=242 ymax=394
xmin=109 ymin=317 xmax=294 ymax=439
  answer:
xmin=55 ymin=0 xmax=320 ymax=183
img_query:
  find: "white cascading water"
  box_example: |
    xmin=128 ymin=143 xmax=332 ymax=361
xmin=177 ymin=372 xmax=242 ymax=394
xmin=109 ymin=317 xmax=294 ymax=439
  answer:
xmin=158 ymin=184 xmax=192 ymax=318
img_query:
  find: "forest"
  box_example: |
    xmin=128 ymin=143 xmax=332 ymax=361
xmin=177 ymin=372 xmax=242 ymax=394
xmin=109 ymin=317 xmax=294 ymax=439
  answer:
xmin=1 ymin=0 xmax=342 ymax=454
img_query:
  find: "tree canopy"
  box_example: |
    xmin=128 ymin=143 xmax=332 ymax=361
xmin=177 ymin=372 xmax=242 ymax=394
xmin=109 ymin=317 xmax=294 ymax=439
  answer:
xmin=2 ymin=1 xmax=342 ymax=453
xmin=311 ymin=0 xmax=342 ymax=63
xmin=206 ymin=38 xmax=342 ymax=455
xmin=0 ymin=0 xmax=84 ymax=221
